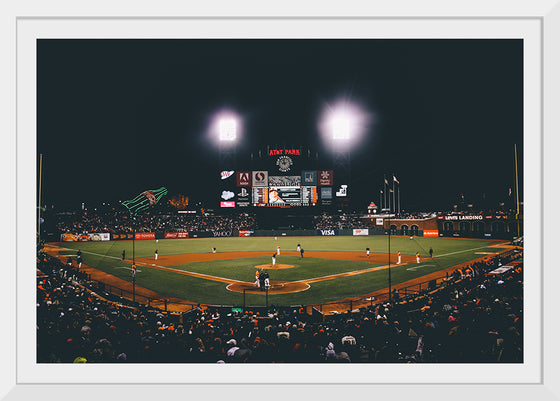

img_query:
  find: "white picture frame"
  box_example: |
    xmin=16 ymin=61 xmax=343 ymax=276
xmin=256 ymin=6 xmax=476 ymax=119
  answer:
xmin=2 ymin=0 xmax=559 ymax=399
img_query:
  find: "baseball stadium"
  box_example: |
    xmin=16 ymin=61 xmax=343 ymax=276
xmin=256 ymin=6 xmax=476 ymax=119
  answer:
xmin=36 ymin=142 xmax=524 ymax=364
xmin=36 ymin=39 xmax=524 ymax=364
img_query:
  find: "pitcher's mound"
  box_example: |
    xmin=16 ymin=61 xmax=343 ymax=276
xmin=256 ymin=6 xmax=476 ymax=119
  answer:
xmin=255 ymin=263 xmax=294 ymax=270
xmin=227 ymin=280 xmax=309 ymax=294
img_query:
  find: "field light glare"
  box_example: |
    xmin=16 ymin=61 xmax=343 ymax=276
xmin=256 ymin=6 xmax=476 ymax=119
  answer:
xmin=208 ymin=109 xmax=243 ymax=146
xmin=219 ymin=118 xmax=237 ymax=141
xmin=331 ymin=115 xmax=351 ymax=140
xmin=318 ymin=99 xmax=373 ymax=151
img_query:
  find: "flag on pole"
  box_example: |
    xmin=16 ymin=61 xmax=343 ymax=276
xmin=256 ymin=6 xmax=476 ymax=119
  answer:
xmin=393 ymin=175 xmax=399 ymax=184
xmin=122 ymin=187 xmax=168 ymax=216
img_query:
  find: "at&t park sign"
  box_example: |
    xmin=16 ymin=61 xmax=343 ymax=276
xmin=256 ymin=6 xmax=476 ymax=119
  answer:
xmin=268 ymin=148 xmax=301 ymax=156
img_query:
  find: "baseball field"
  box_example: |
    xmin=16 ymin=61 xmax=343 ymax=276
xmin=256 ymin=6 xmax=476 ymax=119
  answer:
xmin=45 ymin=235 xmax=510 ymax=310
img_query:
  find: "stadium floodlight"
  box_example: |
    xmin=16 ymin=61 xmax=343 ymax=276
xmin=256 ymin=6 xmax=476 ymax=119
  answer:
xmin=331 ymin=114 xmax=351 ymax=140
xmin=208 ymin=109 xmax=243 ymax=147
xmin=318 ymin=98 xmax=373 ymax=152
xmin=219 ymin=117 xmax=237 ymax=141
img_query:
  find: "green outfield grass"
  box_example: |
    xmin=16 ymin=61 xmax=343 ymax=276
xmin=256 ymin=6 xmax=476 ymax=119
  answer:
xmin=54 ymin=235 xmax=506 ymax=306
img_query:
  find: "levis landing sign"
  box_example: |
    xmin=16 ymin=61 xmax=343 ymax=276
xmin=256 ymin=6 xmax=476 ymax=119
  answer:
xmin=318 ymin=229 xmax=337 ymax=236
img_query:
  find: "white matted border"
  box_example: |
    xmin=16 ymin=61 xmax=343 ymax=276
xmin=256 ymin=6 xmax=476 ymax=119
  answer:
xmin=2 ymin=0 xmax=558 ymax=400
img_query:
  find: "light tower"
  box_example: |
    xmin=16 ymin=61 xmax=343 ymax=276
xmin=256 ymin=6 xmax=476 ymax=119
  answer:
xmin=319 ymin=100 xmax=371 ymax=210
xmin=210 ymin=110 xmax=241 ymax=170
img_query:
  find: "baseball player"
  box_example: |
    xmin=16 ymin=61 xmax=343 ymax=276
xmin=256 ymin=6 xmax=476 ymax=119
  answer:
xmin=212 ymin=247 xmax=216 ymax=254
xmin=366 ymin=247 xmax=370 ymax=257
xmin=397 ymin=251 xmax=401 ymax=264
xmin=429 ymin=247 xmax=433 ymax=258
xmin=272 ymin=253 xmax=276 ymax=266
xmin=132 ymin=263 xmax=137 ymax=277
xmin=416 ymin=252 xmax=420 ymax=264
xmin=122 ymin=250 xmax=126 ymax=260
xmin=277 ymin=245 xmax=280 ymax=256
xmin=155 ymin=249 xmax=158 ymax=260
xmin=255 ymin=270 xmax=260 ymax=288
xmin=297 ymin=243 xmax=301 ymax=252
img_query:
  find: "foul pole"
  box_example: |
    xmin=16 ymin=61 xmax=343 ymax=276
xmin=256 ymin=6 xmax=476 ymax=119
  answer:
xmin=514 ymin=144 xmax=520 ymax=237
xmin=38 ymin=153 xmax=43 ymax=245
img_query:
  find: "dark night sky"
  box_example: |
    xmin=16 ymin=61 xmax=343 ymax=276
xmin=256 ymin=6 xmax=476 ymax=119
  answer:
xmin=37 ymin=39 xmax=523 ymax=212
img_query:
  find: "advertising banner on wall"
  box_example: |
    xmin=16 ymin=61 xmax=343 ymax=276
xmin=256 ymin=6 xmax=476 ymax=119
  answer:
xmin=353 ymin=229 xmax=369 ymax=236
xmin=220 ymin=201 xmax=235 ymax=208
xmin=89 ymin=233 xmax=111 ymax=241
xmin=376 ymin=218 xmax=384 ymax=226
xmin=318 ymin=229 xmax=337 ymax=236
xmin=423 ymin=230 xmax=439 ymax=237
xmin=238 ymin=230 xmax=254 ymax=237
xmin=212 ymin=230 xmax=233 ymax=237
xmin=135 ymin=232 xmax=155 ymax=240
xmin=61 ymin=233 xmax=78 ymax=242
xmin=111 ymin=233 xmax=134 ymax=240
xmin=164 ymin=232 xmax=190 ymax=239
xmin=61 ymin=233 xmax=111 ymax=241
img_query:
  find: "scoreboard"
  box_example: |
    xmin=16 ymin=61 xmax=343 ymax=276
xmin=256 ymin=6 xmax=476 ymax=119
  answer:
xmin=218 ymin=146 xmax=347 ymax=208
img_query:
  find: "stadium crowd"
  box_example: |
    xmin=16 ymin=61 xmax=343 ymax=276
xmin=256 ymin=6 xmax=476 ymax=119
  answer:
xmin=37 ymin=250 xmax=523 ymax=364
xmin=55 ymin=210 xmax=258 ymax=234
xmin=314 ymin=213 xmax=366 ymax=230
xmin=53 ymin=208 xmax=377 ymax=237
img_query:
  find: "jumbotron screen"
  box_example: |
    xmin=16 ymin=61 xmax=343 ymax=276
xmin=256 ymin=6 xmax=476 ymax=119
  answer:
xmin=242 ymin=171 xmax=333 ymax=207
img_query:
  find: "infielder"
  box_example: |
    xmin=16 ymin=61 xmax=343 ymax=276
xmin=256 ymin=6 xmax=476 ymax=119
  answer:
xmin=277 ymin=246 xmax=280 ymax=256
xmin=155 ymin=249 xmax=158 ymax=260
xmin=416 ymin=252 xmax=420 ymax=264
xmin=272 ymin=254 xmax=276 ymax=266
xmin=397 ymin=251 xmax=401 ymax=264
xmin=366 ymin=247 xmax=370 ymax=257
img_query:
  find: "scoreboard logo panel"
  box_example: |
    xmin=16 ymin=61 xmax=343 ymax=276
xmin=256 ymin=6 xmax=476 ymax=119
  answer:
xmin=237 ymin=171 xmax=251 ymax=186
xmin=318 ymin=170 xmax=333 ymax=186
xmin=252 ymin=171 xmax=268 ymax=187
